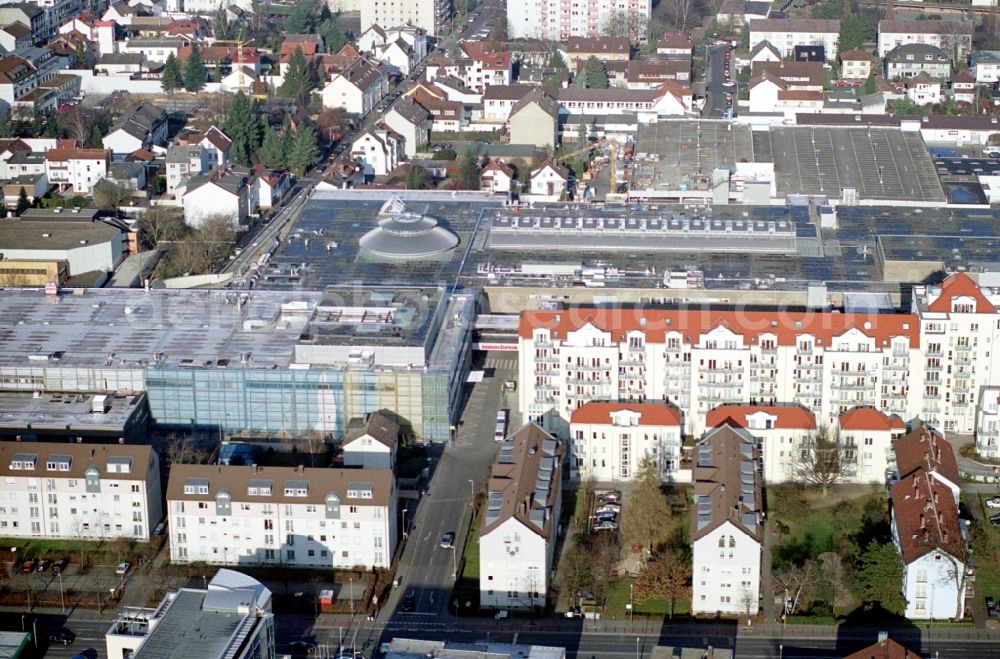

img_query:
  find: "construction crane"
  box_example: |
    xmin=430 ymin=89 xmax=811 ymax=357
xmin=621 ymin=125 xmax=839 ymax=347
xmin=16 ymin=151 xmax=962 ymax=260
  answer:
xmin=212 ymin=39 xmax=253 ymax=91
xmin=558 ymin=137 xmax=619 ymax=195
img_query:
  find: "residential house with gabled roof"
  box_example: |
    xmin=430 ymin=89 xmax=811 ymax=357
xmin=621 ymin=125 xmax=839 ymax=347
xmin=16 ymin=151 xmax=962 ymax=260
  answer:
xmin=528 ymin=159 xmax=569 ymax=199
xmin=403 ymin=82 xmax=464 ymax=131
xmin=691 ymin=425 xmax=762 ymax=616
xmin=561 ymin=36 xmax=630 ymax=68
xmin=44 ymin=139 xmax=111 ymax=194
xmin=321 ymin=55 xmax=388 ymax=115
xmin=251 ymin=163 xmax=291 ymax=209
xmin=350 ymin=127 xmax=402 ymax=178
xmin=197 ymin=126 xmax=231 ymax=167
xmin=167 ymin=463 xmax=397 ymax=568
xmin=102 ymin=101 xmax=168 ymax=155
xmin=569 ymin=402 xmax=683 ymax=482
xmin=626 ymin=59 xmax=691 ymax=89
xmin=893 ymin=425 xmax=960 ymax=503
xmin=59 ymin=13 xmax=115 ymax=57
xmin=837 ymin=406 xmax=906 ymax=483
xmin=840 ymin=49 xmax=873 ymax=81
xmin=0 ymin=4 xmax=47 ymax=45
xmin=181 ymin=166 xmax=255 ymax=230
xmin=655 ymin=32 xmax=692 ymax=58
xmin=890 ymin=445 xmax=966 ymax=620
xmin=459 ymin=41 xmax=512 ymax=90
xmin=508 ymin=87 xmax=559 ymax=149
xmin=480 ymin=159 xmax=514 ymax=195
xmin=951 ymin=69 xmax=976 ymax=104
xmin=706 ymin=404 xmax=816 ymax=484
xmin=165 ymin=143 xmax=210 ymax=195
xmin=479 ymin=423 xmax=562 ymax=611
xmin=749 ymin=40 xmax=781 ymax=64
xmin=341 ymin=410 xmax=399 ymax=470
xmin=383 ymin=96 xmax=431 ymax=157
xmin=885 ymin=44 xmax=951 ymax=81
xmin=844 ymin=635 xmax=922 ymax=659
xmin=360 ymin=24 xmax=427 ymax=76
xmin=0 ymin=22 xmax=33 ymax=53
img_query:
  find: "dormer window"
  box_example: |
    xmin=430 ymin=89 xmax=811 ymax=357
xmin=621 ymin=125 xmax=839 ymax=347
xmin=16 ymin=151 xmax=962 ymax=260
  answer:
xmin=248 ymin=479 xmax=272 ymax=496
xmin=183 ymin=478 xmax=210 ymax=495
xmin=284 ymin=480 xmax=309 ymax=497
xmin=46 ymin=455 xmax=71 ymax=471
xmin=11 ymin=454 xmax=36 ymax=470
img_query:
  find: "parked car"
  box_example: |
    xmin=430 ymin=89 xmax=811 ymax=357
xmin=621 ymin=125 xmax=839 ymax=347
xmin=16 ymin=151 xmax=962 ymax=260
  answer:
xmin=115 ymin=562 xmax=130 ymax=575
xmin=594 ymin=512 xmax=618 ymax=522
xmin=990 ymin=513 xmax=1000 ymax=526
xmin=987 ymin=497 xmax=1000 ymax=508
xmin=595 ymin=504 xmax=620 ymax=514
xmin=35 ymin=559 xmax=51 ymax=572
xmin=20 ymin=560 xmax=35 ymax=574
xmin=400 ymin=591 xmax=416 ymax=612
xmin=48 ymin=629 xmax=74 ymax=645
xmin=564 ymin=606 xmax=582 ymax=618
xmin=593 ymin=521 xmax=618 ymax=532
xmin=153 ymin=521 xmax=167 ymax=536
xmin=599 ymin=491 xmax=621 ymax=503
xmin=51 ymin=559 xmax=68 ymax=574
xmin=439 ymin=532 xmax=455 ymax=549
xmin=988 ymin=596 xmax=998 ymax=618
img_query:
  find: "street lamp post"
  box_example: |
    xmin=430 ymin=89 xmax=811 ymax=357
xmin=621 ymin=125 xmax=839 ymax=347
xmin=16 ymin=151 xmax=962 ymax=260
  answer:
xmin=349 ymin=577 xmax=354 ymax=616
xmin=468 ymin=479 xmax=474 ymax=499
xmin=629 ymin=583 xmax=634 ymax=623
xmin=635 ymin=636 xmax=640 ymax=659
xmin=58 ymin=571 xmax=64 ymax=613
xmin=402 ymin=508 xmax=408 ymax=539
xmin=451 ymin=545 xmax=457 ymax=578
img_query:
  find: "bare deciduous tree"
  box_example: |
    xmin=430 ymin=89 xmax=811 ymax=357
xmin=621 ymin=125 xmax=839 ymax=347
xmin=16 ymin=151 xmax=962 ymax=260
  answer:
xmin=137 ymin=206 xmax=186 ymax=249
xmin=773 ymin=559 xmax=816 ymax=616
xmin=633 ymin=550 xmax=691 ymax=619
xmin=794 ymin=425 xmax=853 ymax=495
xmin=621 ymin=455 xmax=671 ymax=553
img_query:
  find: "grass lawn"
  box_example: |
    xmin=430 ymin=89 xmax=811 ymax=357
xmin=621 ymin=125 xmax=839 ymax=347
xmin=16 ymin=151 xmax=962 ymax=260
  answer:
xmin=0 ymin=537 xmax=142 ymax=561
xmin=453 ymin=500 xmax=486 ymax=613
xmin=604 ymin=577 xmax=691 ymax=618
xmin=974 ymin=493 xmax=1000 ymax=603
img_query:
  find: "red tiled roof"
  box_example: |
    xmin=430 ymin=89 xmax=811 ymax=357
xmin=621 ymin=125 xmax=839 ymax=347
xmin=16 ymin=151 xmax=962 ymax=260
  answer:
xmin=926 ymin=272 xmax=994 ymax=313
xmin=890 ymin=467 xmax=963 ymax=564
xmin=839 ymin=407 xmax=905 ymax=431
xmin=571 ymin=402 xmax=681 ymax=426
xmin=706 ymin=404 xmax=816 ymax=430
xmin=778 ymin=90 xmax=823 ymax=101
xmin=843 ymin=637 xmax=922 ymax=659
xmin=894 ymin=426 xmax=960 ymax=489
xmin=519 ymin=309 xmax=920 ymax=348
xmin=839 ymin=49 xmax=872 ymax=61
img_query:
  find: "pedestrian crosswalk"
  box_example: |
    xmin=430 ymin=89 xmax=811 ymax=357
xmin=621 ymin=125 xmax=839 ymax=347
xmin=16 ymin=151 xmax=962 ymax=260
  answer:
xmin=484 ymin=355 xmax=518 ymax=370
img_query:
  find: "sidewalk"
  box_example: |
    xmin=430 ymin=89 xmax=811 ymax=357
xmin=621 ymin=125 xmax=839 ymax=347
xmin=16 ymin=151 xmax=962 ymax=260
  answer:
xmin=760 ymin=516 xmax=776 ymax=624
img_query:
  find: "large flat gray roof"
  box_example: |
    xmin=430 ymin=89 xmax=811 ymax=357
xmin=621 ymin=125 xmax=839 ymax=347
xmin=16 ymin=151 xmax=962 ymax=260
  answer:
xmin=0 ymin=219 xmax=120 ymax=251
xmin=133 ymin=590 xmax=245 ymax=659
xmin=0 ymin=391 xmax=146 ymax=433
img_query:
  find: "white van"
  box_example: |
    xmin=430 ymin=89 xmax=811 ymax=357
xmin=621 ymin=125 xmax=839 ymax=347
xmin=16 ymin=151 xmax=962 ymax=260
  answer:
xmin=494 ymin=409 xmax=508 ymax=441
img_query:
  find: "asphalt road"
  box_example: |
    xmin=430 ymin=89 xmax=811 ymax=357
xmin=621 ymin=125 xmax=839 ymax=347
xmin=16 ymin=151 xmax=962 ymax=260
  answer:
xmin=703 ymin=44 xmax=733 ymax=119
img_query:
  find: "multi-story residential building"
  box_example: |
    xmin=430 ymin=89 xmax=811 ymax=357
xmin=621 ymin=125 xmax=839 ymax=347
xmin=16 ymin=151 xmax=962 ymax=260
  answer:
xmin=976 ymin=387 xmax=1000 ymax=458
xmin=519 ymin=272 xmax=998 ymax=439
xmin=507 ymin=0 xmax=651 ymax=42
xmin=350 ymin=128 xmax=402 ymax=178
xmin=894 ymin=425 xmax=961 ymax=503
xmin=43 ymin=140 xmax=110 ymax=194
xmin=342 ymin=410 xmax=399 ymax=470
xmin=884 ymin=44 xmax=951 ymax=80
xmin=165 ymin=144 xmax=211 ymax=195
xmin=878 ymin=20 xmax=973 ymax=60
xmin=479 ymin=423 xmax=562 ymax=611
xmin=383 ymin=97 xmax=432 ymax=158
xmin=890 ymin=430 xmax=966 ymax=620
xmin=568 ymin=402 xmax=682 ymax=482
xmin=912 ymin=273 xmax=1000 ymax=434
xmin=971 ymin=50 xmax=1000 ymax=85
xmin=839 ymin=49 xmax=873 ymax=81
xmin=181 ymin=167 xmax=254 ymax=230
xmin=167 ymin=464 xmax=397 ymax=568
xmin=837 ymin=407 xmax=906 ymax=483
xmin=561 ymin=36 xmax=631 ymax=69
xmin=705 ymin=404 xmax=815 ymax=484
xmin=362 ymin=0 xmax=450 ymax=37
xmin=691 ymin=425 xmax=762 ymax=616
xmin=0 ymin=47 xmax=58 ymax=115
xmin=105 ymin=569 xmax=275 ymax=659
xmin=321 ymin=56 xmax=388 ymax=115
xmin=0 ymin=442 xmax=162 ymax=540
xmin=748 ymin=19 xmax=841 ymax=61
xmin=0 ymin=5 xmax=48 ymax=44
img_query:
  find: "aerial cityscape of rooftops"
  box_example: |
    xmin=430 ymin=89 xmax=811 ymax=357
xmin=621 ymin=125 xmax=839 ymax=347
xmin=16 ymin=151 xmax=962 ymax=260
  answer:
xmin=9 ymin=0 xmax=1000 ymax=657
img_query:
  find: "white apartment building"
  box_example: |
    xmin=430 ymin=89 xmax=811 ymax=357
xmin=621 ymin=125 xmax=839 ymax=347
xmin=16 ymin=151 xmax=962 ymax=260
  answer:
xmin=168 ymin=464 xmax=397 ymax=569
xmin=350 ymin=129 xmax=402 ymax=178
xmin=479 ymin=423 xmax=562 ymax=611
xmin=507 ymin=0 xmax=651 ymax=42
xmin=165 ymin=144 xmax=211 ymax=196
xmin=44 ymin=143 xmax=111 ymax=195
xmin=837 ymin=406 xmax=906 ymax=483
xmin=0 ymin=442 xmax=162 ymax=540
xmin=321 ymin=56 xmax=389 ymax=116
xmin=890 ymin=449 xmax=966 ymax=620
xmin=691 ymin=425 xmax=762 ymax=616
xmin=568 ymin=402 xmax=682 ymax=482
xmin=748 ymin=19 xmax=841 ymax=61
xmin=518 ymin=272 xmax=1000 ymax=440
xmin=878 ymin=20 xmax=973 ymax=60
xmin=362 ymin=0 xmax=449 ymax=37
xmin=972 ymin=51 xmax=1000 ymax=85
xmin=976 ymin=387 xmax=1000 ymax=458
xmin=705 ymin=404 xmax=815 ymax=484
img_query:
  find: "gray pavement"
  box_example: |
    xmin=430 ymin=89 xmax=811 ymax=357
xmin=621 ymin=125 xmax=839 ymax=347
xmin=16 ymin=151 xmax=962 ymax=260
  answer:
xmin=703 ymin=44 xmax=731 ymax=119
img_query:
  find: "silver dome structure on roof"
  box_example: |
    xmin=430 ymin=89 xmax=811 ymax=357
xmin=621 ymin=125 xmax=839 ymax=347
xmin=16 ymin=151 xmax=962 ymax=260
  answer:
xmin=359 ymin=196 xmax=460 ymax=260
